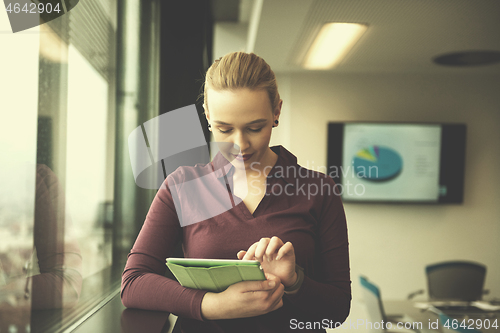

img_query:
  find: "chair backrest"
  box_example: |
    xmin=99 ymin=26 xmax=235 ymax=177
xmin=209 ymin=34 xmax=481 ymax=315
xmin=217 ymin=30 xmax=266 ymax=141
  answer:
xmin=438 ymin=312 xmax=481 ymax=333
xmin=426 ymin=261 xmax=486 ymax=301
xmin=359 ymin=276 xmax=385 ymax=333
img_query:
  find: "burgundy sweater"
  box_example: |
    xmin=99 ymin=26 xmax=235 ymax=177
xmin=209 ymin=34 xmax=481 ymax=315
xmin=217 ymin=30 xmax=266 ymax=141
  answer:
xmin=121 ymin=145 xmax=351 ymax=332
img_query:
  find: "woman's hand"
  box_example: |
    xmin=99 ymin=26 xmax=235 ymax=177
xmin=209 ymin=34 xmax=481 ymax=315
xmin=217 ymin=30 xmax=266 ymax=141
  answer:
xmin=237 ymin=236 xmax=297 ymax=288
xmin=200 ymin=273 xmax=284 ymax=320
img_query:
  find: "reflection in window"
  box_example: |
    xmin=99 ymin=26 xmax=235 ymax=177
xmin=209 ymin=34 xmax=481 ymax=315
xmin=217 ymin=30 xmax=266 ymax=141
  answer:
xmin=31 ymin=164 xmax=83 ymax=310
xmin=0 ymin=6 xmax=39 ymax=332
xmin=1 ymin=0 xmax=160 ymax=330
xmin=1 ymin=0 xmax=119 ymax=331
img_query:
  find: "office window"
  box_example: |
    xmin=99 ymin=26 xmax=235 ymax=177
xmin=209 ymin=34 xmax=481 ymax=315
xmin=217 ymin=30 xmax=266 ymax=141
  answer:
xmin=0 ymin=0 xmax=160 ymax=331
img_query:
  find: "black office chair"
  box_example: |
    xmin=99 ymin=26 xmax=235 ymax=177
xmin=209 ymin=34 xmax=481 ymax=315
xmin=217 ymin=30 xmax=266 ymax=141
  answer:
xmin=426 ymin=261 xmax=486 ymax=301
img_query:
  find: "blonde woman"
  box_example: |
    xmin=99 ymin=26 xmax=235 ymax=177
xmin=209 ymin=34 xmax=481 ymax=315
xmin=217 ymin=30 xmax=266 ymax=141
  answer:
xmin=122 ymin=52 xmax=351 ymax=332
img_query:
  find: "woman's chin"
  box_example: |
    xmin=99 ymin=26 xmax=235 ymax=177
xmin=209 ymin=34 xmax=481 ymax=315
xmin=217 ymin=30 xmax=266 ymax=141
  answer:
xmin=231 ymin=159 xmax=248 ymax=170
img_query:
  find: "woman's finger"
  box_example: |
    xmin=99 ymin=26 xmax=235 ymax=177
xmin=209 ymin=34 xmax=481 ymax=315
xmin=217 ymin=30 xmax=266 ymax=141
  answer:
xmin=242 ymin=242 xmax=258 ymax=260
xmin=236 ymin=278 xmax=277 ymax=293
xmin=276 ymin=241 xmax=294 ymax=260
xmin=269 ymin=280 xmax=285 ymax=310
xmin=237 ymin=250 xmax=246 ymax=260
xmin=265 ymin=236 xmax=284 ymax=259
xmin=254 ymin=238 xmax=271 ymax=261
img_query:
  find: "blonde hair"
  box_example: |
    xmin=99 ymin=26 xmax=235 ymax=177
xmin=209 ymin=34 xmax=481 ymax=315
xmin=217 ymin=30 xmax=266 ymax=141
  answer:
xmin=203 ymin=52 xmax=280 ymax=113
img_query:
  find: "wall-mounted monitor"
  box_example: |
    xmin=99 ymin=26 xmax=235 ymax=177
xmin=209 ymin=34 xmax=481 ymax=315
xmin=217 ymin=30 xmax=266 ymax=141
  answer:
xmin=327 ymin=122 xmax=466 ymax=204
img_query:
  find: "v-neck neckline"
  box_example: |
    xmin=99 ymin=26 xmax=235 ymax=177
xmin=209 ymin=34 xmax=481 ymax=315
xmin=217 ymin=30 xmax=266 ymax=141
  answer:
xmin=219 ymin=147 xmax=282 ymax=220
xmin=224 ymin=174 xmax=270 ymax=220
xmin=236 ymin=190 xmax=268 ymax=219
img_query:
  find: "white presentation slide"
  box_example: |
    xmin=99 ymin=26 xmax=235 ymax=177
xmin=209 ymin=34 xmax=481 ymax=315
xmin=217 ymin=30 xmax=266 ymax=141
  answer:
xmin=341 ymin=123 xmax=442 ymax=202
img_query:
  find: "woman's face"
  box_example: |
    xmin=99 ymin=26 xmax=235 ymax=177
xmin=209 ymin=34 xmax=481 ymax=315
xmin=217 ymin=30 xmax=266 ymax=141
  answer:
xmin=205 ymin=88 xmax=280 ymax=172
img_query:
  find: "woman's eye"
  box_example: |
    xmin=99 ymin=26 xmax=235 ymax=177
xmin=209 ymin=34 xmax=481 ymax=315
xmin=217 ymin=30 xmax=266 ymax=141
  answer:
xmin=218 ymin=128 xmax=263 ymax=134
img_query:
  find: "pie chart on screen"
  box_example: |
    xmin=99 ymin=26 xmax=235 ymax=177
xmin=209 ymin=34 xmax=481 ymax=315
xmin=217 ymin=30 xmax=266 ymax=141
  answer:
xmin=352 ymin=145 xmax=403 ymax=181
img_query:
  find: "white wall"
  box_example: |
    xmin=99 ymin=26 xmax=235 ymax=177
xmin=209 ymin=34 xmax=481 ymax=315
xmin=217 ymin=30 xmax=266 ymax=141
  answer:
xmin=274 ymin=71 xmax=500 ymax=327
xmin=213 ymin=22 xmax=248 ymax=60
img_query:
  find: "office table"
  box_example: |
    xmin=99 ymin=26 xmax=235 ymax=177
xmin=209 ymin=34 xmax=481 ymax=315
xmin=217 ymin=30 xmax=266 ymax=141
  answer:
xmin=384 ymin=300 xmax=499 ymax=333
xmin=55 ymin=295 xmax=500 ymax=332
xmin=72 ymin=292 xmax=175 ymax=333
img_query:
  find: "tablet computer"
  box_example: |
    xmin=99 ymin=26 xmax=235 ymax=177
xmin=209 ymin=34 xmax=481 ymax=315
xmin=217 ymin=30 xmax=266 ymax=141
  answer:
xmin=166 ymin=257 xmax=262 ymax=268
xmin=166 ymin=258 xmax=266 ymax=292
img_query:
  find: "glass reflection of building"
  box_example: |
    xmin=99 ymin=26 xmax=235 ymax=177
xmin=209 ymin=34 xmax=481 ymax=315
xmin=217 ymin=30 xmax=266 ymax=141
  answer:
xmin=0 ymin=0 xmax=170 ymax=331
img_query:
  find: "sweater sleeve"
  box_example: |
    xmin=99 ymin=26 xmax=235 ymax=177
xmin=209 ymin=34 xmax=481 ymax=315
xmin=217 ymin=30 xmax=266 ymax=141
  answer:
xmin=285 ymin=176 xmax=351 ymax=325
xmin=121 ymin=173 xmax=208 ymax=320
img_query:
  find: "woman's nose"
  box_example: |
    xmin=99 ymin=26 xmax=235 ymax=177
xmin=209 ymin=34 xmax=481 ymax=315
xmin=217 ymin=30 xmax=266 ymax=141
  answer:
xmin=233 ymin=131 xmax=250 ymax=152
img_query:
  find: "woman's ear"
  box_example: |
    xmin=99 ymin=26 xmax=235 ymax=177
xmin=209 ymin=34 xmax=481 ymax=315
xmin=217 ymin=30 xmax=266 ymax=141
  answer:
xmin=203 ymin=104 xmax=210 ymax=122
xmin=274 ymin=99 xmax=283 ymax=119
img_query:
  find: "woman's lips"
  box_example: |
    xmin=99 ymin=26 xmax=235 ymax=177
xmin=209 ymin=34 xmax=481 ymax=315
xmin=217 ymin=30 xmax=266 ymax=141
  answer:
xmin=233 ymin=153 xmax=253 ymax=161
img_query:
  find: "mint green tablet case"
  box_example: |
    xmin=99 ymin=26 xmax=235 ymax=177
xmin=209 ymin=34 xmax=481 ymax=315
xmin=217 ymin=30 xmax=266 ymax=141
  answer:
xmin=166 ymin=258 xmax=266 ymax=292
